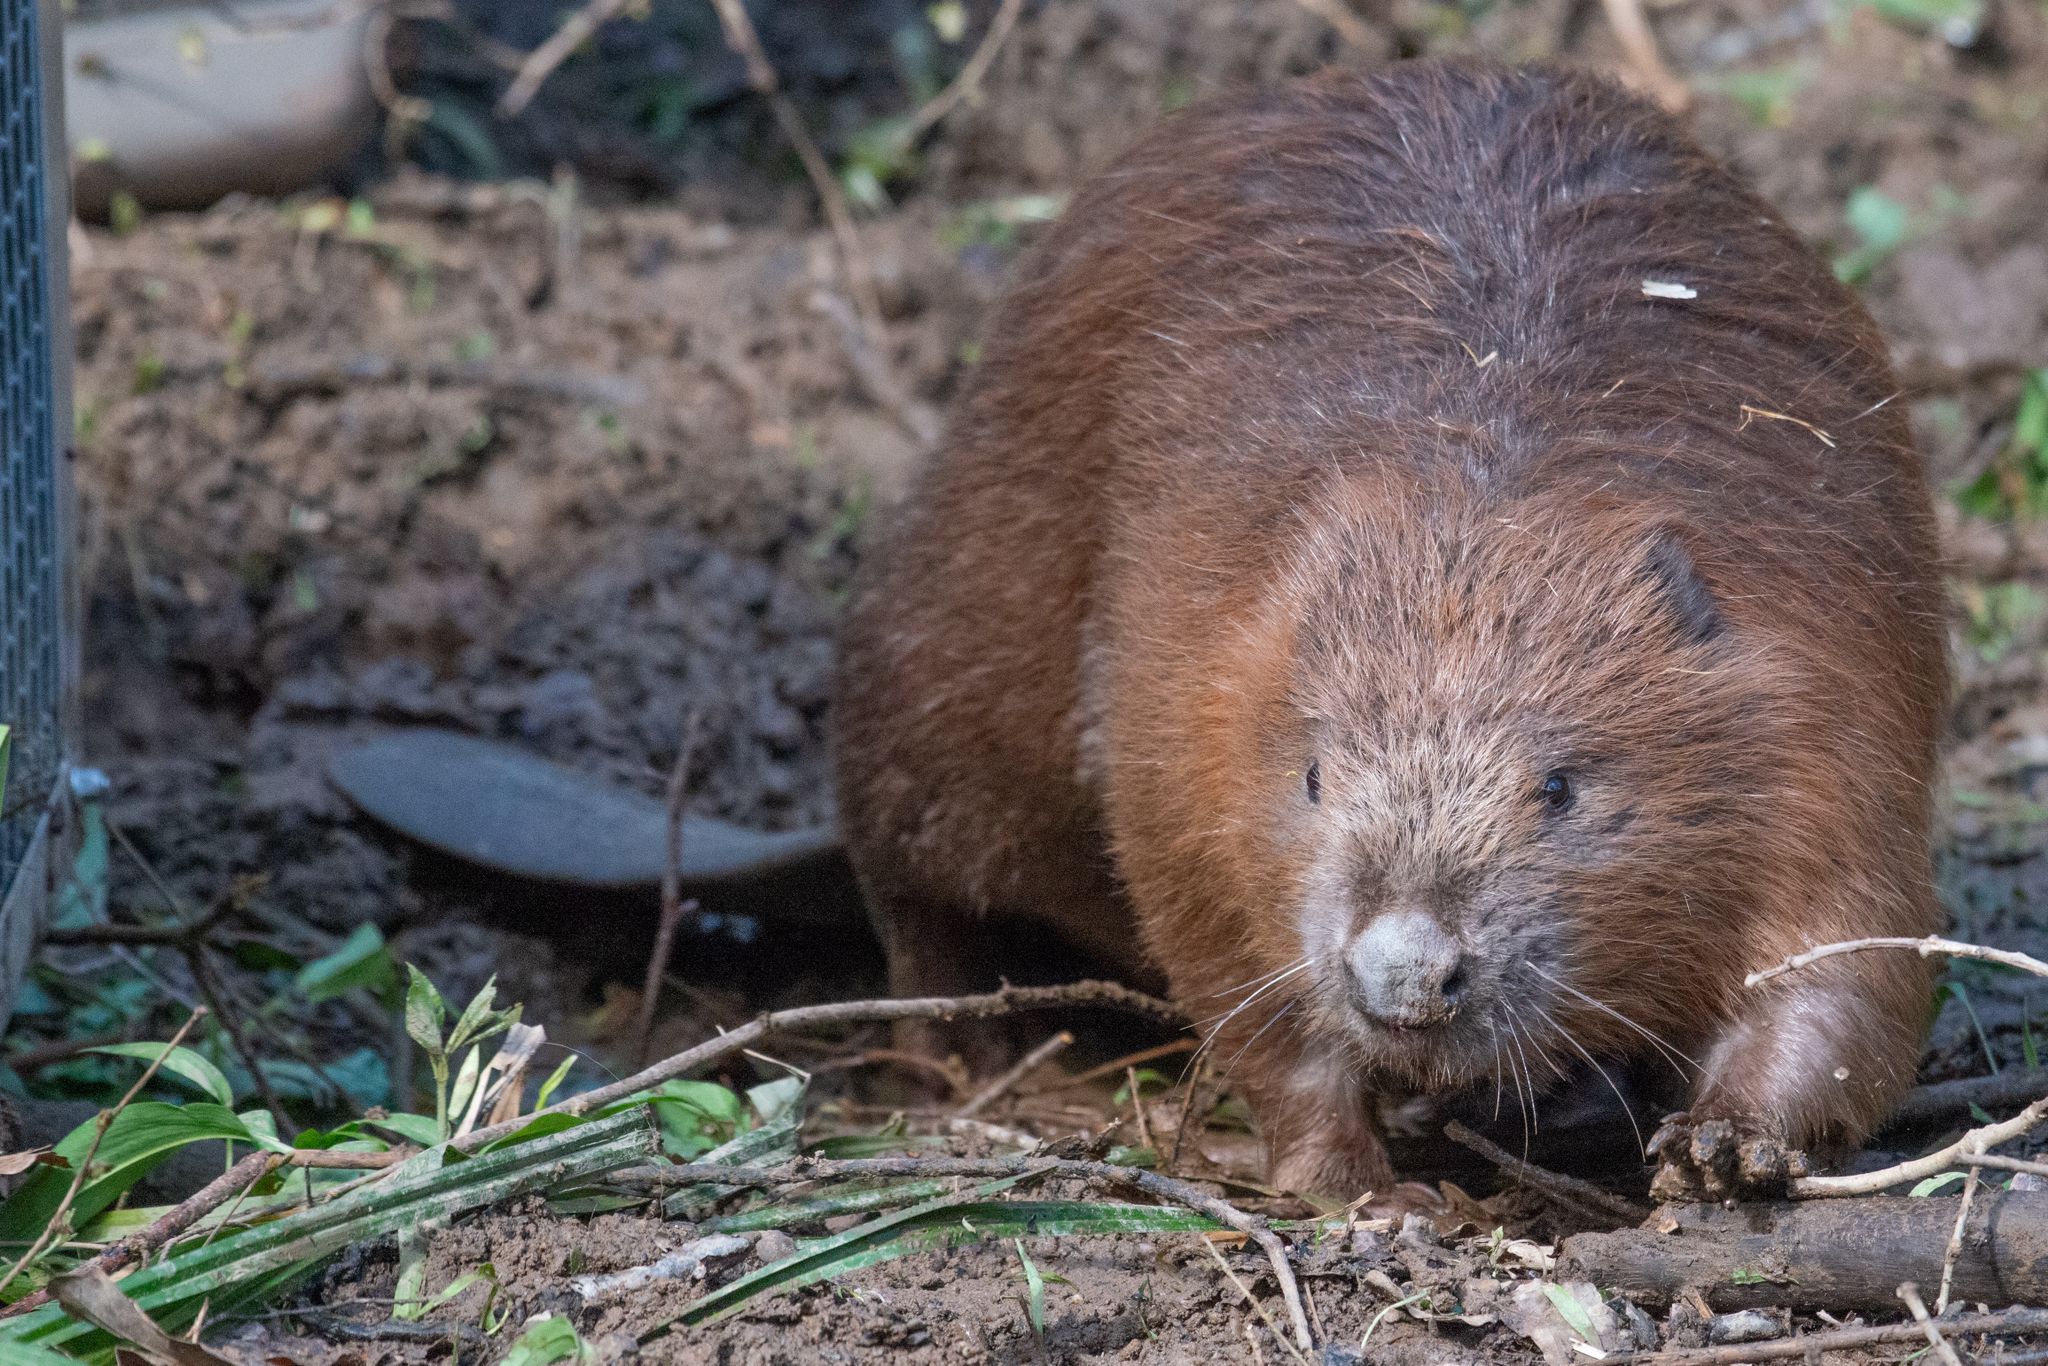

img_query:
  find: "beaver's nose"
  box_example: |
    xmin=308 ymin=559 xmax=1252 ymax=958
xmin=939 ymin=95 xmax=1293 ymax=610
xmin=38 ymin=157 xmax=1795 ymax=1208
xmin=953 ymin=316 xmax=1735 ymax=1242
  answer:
xmin=1347 ymin=910 xmax=1466 ymax=1028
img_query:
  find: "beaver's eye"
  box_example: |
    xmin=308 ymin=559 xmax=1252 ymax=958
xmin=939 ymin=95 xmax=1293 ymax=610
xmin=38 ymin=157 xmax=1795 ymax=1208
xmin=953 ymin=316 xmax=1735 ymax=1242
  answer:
xmin=1540 ymin=771 xmax=1574 ymax=814
xmin=1305 ymin=759 xmax=1322 ymax=805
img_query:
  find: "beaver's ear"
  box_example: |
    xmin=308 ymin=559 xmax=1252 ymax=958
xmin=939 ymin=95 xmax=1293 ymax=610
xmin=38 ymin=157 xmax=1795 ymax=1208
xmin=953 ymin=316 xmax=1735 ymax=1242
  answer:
xmin=1640 ymin=529 xmax=1723 ymax=645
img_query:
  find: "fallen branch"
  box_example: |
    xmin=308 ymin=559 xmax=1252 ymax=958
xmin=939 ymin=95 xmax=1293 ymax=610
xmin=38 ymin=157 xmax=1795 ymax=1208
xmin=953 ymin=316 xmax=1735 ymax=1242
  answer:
xmin=624 ymin=1153 xmax=1312 ymax=1354
xmin=1890 ymin=1067 xmax=2048 ymax=1129
xmin=1443 ymin=1120 xmax=1650 ymax=1224
xmin=1609 ymin=1305 xmax=2048 ymax=1364
xmin=1559 ymin=1192 xmax=2048 ymax=1313
xmin=454 ymin=981 xmax=1180 ymax=1155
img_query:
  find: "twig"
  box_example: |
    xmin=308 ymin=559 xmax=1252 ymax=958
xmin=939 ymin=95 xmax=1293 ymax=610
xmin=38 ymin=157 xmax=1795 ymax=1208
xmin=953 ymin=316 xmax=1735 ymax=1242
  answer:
xmin=189 ymin=947 xmax=292 ymax=1133
xmin=636 ymin=1152 xmax=1312 ymax=1354
xmin=1937 ymin=1166 xmax=1980 ymax=1314
xmin=1747 ymin=935 xmax=2048 ymax=989
xmin=1169 ymin=1057 xmax=1211 ymax=1170
xmin=633 ymin=708 xmax=702 ymax=1067
xmin=706 ymin=0 xmax=883 ymax=332
xmin=1129 ymin=1068 xmax=1156 ymax=1150
xmin=1607 ymin=1307 xmax=2048 ymax=1363
xmin=1899 ymin=1283 xmax=1965 ymax=1366
xmin=249 ymin=354 xmax=646 ymax=409
xmin=1202 ymin=1237 xmax=1310 ymax=1366
xmin=1962 ymin=1152 xmax=2048 ymax=1181
xmin=900 ymin=0 xmax=1025 ymax=144
xmin=3 ymin=1030 xmax=130 ymax=1072
xmin=1292 ymin=0 xmax=1380 ymax=51
xmin=803 ymin=1047 xmax=967 ymax=1096
xmin=1021 ymin=1038 xmax=1196 ymax=1094
xmin=0 ymin=1147 xmax=407 ymax=1322
xmin=454 ymin=981 xmax=1180 ymax=1155
xmin=0 ymin=1009 xmax=208 ymax=1297
xmin=1443 ymin=1120 xmax=1650 ymax=1223
xmin=1598 ymin=0 xmax=1691 ymax=112
xmin=957 ymin=1032 xmax=1074 ymax=1118
xmin=1795 ymin=1094 xmax=2048 ymax=1197
xmin=494 ymin=0 xmax=628 ymax=116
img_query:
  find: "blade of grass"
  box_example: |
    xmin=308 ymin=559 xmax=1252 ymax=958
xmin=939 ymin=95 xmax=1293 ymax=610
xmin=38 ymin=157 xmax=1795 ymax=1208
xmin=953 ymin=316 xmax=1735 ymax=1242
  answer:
xmin=672 ymin=1191 xmax=1225 ymax=1330
xmin=4 ymin=1108 xmax=656 ymax=1352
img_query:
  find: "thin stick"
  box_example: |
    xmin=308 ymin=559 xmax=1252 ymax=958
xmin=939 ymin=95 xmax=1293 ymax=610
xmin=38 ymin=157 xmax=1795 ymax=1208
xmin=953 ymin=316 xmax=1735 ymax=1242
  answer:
xmin=1128 ymin=1068 xmax=1156 ymax=1151
xmin=1598 ymin=0 xmax=1691 ymax=112
xmin=0 ymin=1147 xmax=405 ymax=1321
xmin=957 ymin=1032 xmax=1074 ymax=1118
xmin=1202 ymin=1237 xmax=1309 ymax=1366
xmin=1169 ymin=1057 xmax=1210 ymax=1170
xmin=1747 ymin=935 xmax=2048 ymax=989
xmin=1022 ymin=1038 xmax=1197 ymax=1094
xmin=1962 ymin=1152 xmax=2048 ymax=1180
xmin=0 ymin=1009 xmax=207 ymax=1296
xmin=1937 ymin=1164 xmax=1980 ymax=1314
xmin=1292 ymin=0 xmax=1380 ymax=51
xmin=1898 ymin=1283 xmax=1965 ymax=1366
xmin=1443 ymin=1120 xmax=1650 ymax=1223
xmin=803 ymin=1047 xmax=967 ymax=1096
xmin=1605 ymin=1306 xmax=2048 ymax=1364
xmin=633 ymin=708 xmax=702 ymax=1067
xmin=454 ymin=981 xmax=1180 ymax=1155
xmin=899 ymin=0 xmax=1025 ymax=144
xmin=189 ymin=946 xmax=292 ymax=1132
xmin=707 ymin=0 xmax=883 ymax=331
xmin=495 ymin=0 xmax=632 ymax=116
xmin=642 ymin=1152 xmax=1313 ymax=1354
xmin=1793 ymin=1095 xmax=2048 ymax=1198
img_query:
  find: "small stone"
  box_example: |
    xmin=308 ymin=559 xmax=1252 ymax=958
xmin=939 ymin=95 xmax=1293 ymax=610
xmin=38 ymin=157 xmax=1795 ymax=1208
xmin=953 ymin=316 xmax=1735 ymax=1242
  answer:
xmin=753 ymin=1230 xmax=798 ymax=1264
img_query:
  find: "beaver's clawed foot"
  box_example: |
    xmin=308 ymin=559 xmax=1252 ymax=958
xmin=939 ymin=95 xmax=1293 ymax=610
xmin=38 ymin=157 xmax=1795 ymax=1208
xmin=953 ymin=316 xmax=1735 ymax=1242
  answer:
xmin=1646 ymin=1113 xmax=1809 ymax=1203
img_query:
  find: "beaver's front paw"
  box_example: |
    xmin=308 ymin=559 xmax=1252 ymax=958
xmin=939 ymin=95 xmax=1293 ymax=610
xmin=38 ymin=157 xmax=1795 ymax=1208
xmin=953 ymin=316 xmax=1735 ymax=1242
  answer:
xmin=1646 ymin=1113 xmax=1808 ymax=1203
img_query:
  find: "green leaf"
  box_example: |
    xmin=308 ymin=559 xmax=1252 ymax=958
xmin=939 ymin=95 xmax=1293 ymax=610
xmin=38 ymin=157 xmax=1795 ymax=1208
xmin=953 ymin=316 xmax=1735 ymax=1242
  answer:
xmin=533 ymin=1055 xmax=578 ymax=1111
xmin=1911 ymin=1171 xmax=1969 ymax=1196
xmin=445 ymin=977 xmax=519 ymax=1058
xmin=1833 ymin=186 xmax=1912 ymax=284
xmin=1543 ymin=1282 xmax=1600 ymax=1340
xmin=498 ymin=1312 xmax=593 ymax=1365
xmin=1729 ymin=1267 xmax=1769 ymax=1285
xmin=84 ymin=1042 xmax=235 ymax=1107
xmin=1014 ymin=1239 xmax=1047 ymax=1337
xmin=365 ymin=1112 xmax=443 ymax=1147
xmin=404 ymin=966 xmax=447 ymax=1058
xmin=0 ymin=1103 xmax=260 ymax=1243
xmin=747 ymin=1076 xmax=805 ymax=1126
xmin=297 ymin=924 xmax=396 ymax=1003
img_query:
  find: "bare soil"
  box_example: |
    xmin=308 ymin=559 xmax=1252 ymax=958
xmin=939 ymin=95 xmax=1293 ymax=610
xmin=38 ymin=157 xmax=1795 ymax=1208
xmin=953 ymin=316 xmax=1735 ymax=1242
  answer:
xmin=28 ymin=0 xmax=2048 ymax=1359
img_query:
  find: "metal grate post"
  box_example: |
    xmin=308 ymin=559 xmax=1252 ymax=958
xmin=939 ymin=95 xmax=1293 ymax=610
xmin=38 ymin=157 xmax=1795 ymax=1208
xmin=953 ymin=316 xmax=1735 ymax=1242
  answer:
xmin=0 ymin=0 xmax=74 ymax=1030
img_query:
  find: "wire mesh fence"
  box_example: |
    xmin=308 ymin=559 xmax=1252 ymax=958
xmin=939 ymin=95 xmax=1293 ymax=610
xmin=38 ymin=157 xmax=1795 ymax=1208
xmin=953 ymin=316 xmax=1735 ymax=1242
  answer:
xmin=0 ymin=0 xmax=66 ymax=897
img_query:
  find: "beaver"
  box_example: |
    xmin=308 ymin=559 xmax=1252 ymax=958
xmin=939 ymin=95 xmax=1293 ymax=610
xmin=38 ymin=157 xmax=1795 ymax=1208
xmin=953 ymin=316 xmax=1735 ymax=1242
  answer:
xmin=832 ymin=58 xmax=1948 ymax=1200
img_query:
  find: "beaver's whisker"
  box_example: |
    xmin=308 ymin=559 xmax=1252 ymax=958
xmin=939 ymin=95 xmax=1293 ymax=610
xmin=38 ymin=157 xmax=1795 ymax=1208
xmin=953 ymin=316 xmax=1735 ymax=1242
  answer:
xmin=1529 ymin=999 xmax=1644 ymax=1154
xmin=1529 ymin=964 xmax=1698 ymax=1078
xmin=1222 ymin=999 xmax=1297 ymax=1075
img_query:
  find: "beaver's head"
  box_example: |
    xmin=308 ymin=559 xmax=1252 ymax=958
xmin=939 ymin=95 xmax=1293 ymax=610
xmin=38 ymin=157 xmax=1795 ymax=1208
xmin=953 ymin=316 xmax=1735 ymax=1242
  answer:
xmin=1261 ymin=482 xmax=1771 ymax=1097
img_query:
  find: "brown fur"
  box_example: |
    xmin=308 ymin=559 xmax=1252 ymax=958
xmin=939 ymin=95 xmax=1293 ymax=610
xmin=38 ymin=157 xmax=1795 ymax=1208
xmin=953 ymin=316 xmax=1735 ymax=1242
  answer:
xmin=833 ymin=58 xmax=1949 ymax=1196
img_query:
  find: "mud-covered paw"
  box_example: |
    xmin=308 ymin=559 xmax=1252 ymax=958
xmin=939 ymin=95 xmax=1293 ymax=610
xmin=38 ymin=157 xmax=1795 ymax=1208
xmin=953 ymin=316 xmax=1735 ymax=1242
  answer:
xmin=1647 ymin=1113 xmax=1808 ymax=1203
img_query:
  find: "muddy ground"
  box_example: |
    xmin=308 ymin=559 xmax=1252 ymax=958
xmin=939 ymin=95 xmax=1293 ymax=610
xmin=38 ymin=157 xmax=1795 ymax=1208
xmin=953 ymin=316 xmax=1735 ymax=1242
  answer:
xmin=18 ymin=0 xmax=2048 ymax=1359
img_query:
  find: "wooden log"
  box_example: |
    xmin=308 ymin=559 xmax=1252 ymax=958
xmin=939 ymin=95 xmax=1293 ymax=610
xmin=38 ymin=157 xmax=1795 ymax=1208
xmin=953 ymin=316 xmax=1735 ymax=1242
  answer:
xmin=1558 ymin=1192 xmax=2048 ymax=1313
